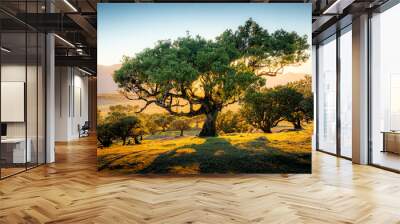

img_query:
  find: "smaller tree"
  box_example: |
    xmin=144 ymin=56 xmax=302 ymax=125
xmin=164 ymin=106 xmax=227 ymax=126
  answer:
xmin=242 ymin=88 xmax=284 ymax=133
xmin=146 ymin=114 xmax=161 ymax=135
xmin=286 ymin=75 xmax=313 ymax=125
xmin=131 ymin=126 xmax=145 ymax=144
xmin=97 ymin=123 xmax=114 ymax=147
xmin=286 ymin=75 xmax=312 ymax=97
xmin=276 ymin=76 xmax=314 ymax=129
xmin=171 ymin=118 xmax=191 ymax=136
xmin=153 ymin=114 xmax=174 ymax=132
xmin=301 ymin=95 xmax=314 ymax=123
xmin=110 ymin=116 xmax=141 ymax=145
xmin=137 ymin=114 xmax=160 ymax=135
xmin=274 ymin=86 xmax=304 ymax=129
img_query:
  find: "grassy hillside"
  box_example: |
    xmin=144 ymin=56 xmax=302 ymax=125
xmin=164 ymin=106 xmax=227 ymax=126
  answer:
xmin=97 ymin=125 xmax=312 ymax=174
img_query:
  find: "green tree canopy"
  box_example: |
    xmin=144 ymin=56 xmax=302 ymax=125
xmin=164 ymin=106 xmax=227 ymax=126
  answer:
xmin=153 ymin=114 xmax=174 ymax=132
xmin=114 ymin=19 xmax=309 ymax=136
xmin=97 ymin=123 xmax=113 ymax=147
xmin=216 ymin=110 xmax=251 ymax=134
xmin=218 ymin=18 xmax=310 ymax=76
xmin=171 ymin=118 xmax=191 ymax=136
xmin=285 ymin=76 xmax=314 ymax=126
xmin=242 ymin=88 xmax=285 ymax=133
xmin=110 ymin=116 xmax=142 ymax=145
xmin=273 ymin=86 xmax=304 ymax=129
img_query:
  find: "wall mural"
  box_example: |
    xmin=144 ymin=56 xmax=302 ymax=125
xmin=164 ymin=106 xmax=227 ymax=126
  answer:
xmin=97 ymin=3 xmax=313 ymax=174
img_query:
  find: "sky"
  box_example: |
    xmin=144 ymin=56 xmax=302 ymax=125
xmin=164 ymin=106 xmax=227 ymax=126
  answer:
xmin=97 ymin=3 xmax=312 ymax=66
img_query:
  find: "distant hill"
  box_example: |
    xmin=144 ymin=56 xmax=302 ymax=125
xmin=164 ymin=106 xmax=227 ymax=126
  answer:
xmin=97 ymin=64 xmax=121 ymax=94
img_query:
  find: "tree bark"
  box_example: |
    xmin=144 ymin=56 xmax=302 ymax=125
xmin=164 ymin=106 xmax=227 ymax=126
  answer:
xmin=199 ymin=110 xmax=218 ymax=137
xmin=134 ymin=136 xmax=141 ymax=144
xmin=293 ymin=119 xmax=302 ymax=129
xmin=180 ymin=129 xmax=184 ymax=136
xmin=261 ymin=126 xmax=272 ymax=133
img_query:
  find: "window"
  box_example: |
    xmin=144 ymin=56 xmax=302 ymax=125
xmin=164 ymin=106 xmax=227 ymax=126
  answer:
xmin=0 ymin=2 xmax=46 ymax=179
xmin=317 ymin=35 xmax=337 ymax=154
xmin=370 ymin=3 xmax=400 ymax=171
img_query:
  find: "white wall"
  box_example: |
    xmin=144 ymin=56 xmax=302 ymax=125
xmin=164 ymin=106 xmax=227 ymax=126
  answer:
xmin=55 ymin=67 xmax=70 ymax=141
xmin=1 ymin=65 xmax=37 ymax=138
xmin=1 ymin=65 xmax=26 ymax=138
xmin=1 ymin=63 xmax=46 ymax=164
xmin=55 ymin=67 xmax=89 ymax=141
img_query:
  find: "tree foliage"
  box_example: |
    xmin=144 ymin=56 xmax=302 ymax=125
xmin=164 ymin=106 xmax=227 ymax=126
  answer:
xmin=284 ymin=76 xmax=314 ymax=127
xmin=219 ymin=18 xmax=310 ymax=76
xmin=139 ymin=114 xmax=160 ymax=135
xmin=171 ymin=118 xmax=191 ymax=136
xmin=109 ymin=116 xmax=142 ymax=145
xmin=97 ymin=106 xmax=143 ymax=147
xmin=216 ymin=110 xmax=252 ymax=134
xmin=113 ymin=19 xmax=309 ymax=136
xmin=273 ymin=86 xmax=305 ymax=129
xmin=286 ymin=75 xmax=312 ymax=97
xmin=97 ymin=123 xmax=113 ymax=147
xmin=108 ymin=104 xmax=138 ymax=116
xmin=243 ymin=78 xmax=313 ymax=132
xmin=153 ymin=114 xmax=174 ymax=132
xmin=242 ymin=88 xmax=285 ymax=133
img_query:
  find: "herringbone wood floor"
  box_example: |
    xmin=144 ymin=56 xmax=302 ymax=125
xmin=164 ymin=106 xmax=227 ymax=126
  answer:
xmin=1 ymin=136 xmax=400 ymax=224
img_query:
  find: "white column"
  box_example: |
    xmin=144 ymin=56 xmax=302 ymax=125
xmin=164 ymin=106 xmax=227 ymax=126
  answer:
xmin=352 ymin=14 xmax=369 ymax=164
xmin=55 ymin=67 xmax=73 ymax=141
xmin=46 ymin=32 xmax=55 ymax=163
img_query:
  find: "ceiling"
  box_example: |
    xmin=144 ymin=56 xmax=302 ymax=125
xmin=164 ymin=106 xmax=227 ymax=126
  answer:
xmin=0 ymin=0 xmax=393 ymax=75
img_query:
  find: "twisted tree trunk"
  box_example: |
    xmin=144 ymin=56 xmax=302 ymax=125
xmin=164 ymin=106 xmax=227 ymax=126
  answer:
xmin=293 ymin=119 xmax=302 ymax=129
xmin=199 ymin=110 xmax=219 ymax=137
xmin=261 ymin=126 xmax=272 ymax=133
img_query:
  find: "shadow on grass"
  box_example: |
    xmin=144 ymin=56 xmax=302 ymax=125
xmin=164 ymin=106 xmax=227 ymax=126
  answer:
xmin=137 ymin=137 xmax=311 ymax=174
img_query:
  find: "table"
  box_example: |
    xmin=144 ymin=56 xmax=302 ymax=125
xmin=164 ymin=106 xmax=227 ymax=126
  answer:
xmin=1 ymin=138 xmax=32 ymax=164
xmin=381 ymin=131 xmax=400 ymax=154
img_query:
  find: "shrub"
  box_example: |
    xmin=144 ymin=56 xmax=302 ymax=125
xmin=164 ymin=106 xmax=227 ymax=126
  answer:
xmin=216 ymin=110 xmax=251 ymax=134
xmin=110 ymin=116 xmax=142 ymax=145
xmin=97 ymin=123 xmax=114 ymax=147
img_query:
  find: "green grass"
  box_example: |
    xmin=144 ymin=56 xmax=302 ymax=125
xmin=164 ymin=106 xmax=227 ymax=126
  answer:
xmin=144 ymin=129 xmax=201 ymax=140
xmin=98 ymin=124 xmax=312 ymax=174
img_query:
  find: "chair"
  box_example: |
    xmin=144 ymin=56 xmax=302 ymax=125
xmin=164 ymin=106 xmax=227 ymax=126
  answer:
xmin=79 ymin=121 xmax=90 ymax=138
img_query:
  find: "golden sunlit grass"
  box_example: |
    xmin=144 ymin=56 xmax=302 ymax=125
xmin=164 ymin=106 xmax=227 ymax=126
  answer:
xmin=97 ymin=124 xmax=312 ymax=174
